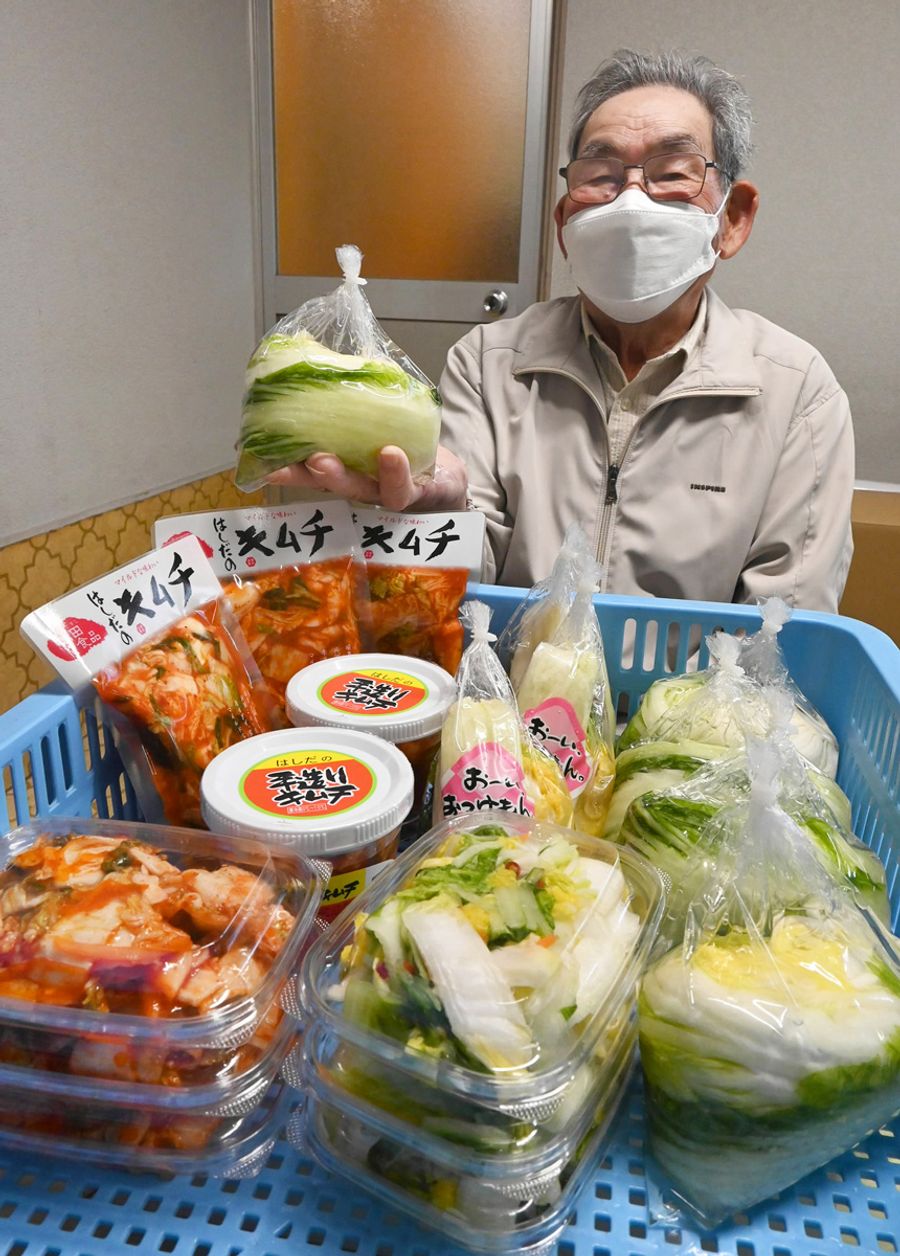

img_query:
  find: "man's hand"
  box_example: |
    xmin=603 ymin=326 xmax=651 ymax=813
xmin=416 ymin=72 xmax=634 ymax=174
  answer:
xmin=266 ymin=444 xmax=468 ymax=512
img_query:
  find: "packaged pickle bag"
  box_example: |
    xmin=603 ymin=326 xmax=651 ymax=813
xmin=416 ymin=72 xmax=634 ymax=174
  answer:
xmin=434 ymin=602 xmax=572 ymax=826
xmin=639 ymin=738 xmax=900 ymax=1230
xmin=607 ymin=631 xmax=850 ymax=841
xmin=497 ymin=522 xmax=586 ymax=690
xmin=619 ymin=697 xmax=885 ymax=952
xmin=514 ymin=567 xmax=616 ymax=836
xmin=154 ymin=501 xmax=370 ymax=720
xmin=236 ymin=244 xmax=441 ymax=492
xmin=353 ymin=506 xmax=485 ymax=676
xmin=737 ymin=595 xmax=839 ymax=777
xmin=605 ymin=634 xmax=759 ymax=840
xmin=21 ymin=537 xmax=278 ymax=827
xmin=619 ymin=610 xmax=838 ymax=778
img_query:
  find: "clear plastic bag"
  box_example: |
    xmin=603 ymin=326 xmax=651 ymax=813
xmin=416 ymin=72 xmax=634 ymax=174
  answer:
xmin=353 ymin=506 xmax=485 ymax=677
xmin=618 ymin=622 xmax=838 ymax=775
xmin=620 ymin=700 xmax=886 ymax=952
xmin=155 ymin=502 xmax=371 ymax=722
xmin=236 ymin=245 xmax=441 ymax=491
xmin=434 ymin=602 xmax=572 ymax=826
xmin=514 ymin=568 xmax=616 ymax=835
xmin=738 ymin=596 xmax=839 ymax=776
xmin=496 ymin=523 xmax=586 ymax=690
xmin=639 ymin=738 xmax=900 ymax=1230
xmin=618 ymin=632 xmax=771 ymax=751
xmin=20 ymin=538 xmax=279 ymax=828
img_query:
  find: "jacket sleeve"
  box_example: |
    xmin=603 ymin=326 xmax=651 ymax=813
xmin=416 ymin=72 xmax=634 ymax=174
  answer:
xmin=439 ymin=335 xmax=513 ymax=585
xmin=734 ymin=373 xmax=855 ymax=613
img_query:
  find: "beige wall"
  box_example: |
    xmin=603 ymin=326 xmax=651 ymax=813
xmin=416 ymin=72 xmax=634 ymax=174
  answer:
xmin=0 ymin=0 xmax=258 ymax=546
xmin=549 ymin=0 xmax=900 ymax=484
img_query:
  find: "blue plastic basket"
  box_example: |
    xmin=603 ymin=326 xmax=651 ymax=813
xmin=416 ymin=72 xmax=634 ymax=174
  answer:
xmin=1 ymin=588 xmax=898 ymax=1256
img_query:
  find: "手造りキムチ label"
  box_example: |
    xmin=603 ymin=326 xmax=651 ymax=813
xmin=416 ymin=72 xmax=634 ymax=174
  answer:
xmin=240 ymin=750 xmax=376 ymax=818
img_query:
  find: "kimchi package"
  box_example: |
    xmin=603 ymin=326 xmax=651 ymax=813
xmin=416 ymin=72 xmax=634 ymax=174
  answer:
xmin=154 ymin=501 xmax=369 ymax=720
xmin=434 ymin=601 xmax=572 ymax=825
xmin=353 ymin=506 xmax=485 ymax=676
xmin=21 ymin=537 xmax=277 ymax=827
xmin=235 ymin=244 xmax=441 ymax=492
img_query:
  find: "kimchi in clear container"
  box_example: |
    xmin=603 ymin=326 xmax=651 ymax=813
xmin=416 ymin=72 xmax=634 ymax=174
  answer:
xmin=0 ymin=1014 xmax=298 ymax=1159
xmin=294 ymin=1028 xmax=635 ymax=1255
xmin=0 ymin=1075 xmax=295 ymax=1178
xmin=299 ymin=814 xmax=664 ymax=1115
xmin=0 ymin=818 xmax=324 ymax=1083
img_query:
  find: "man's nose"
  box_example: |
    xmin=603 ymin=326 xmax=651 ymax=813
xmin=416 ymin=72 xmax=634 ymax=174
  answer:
xmin=621 ymin=165 xmax=646 ymax=191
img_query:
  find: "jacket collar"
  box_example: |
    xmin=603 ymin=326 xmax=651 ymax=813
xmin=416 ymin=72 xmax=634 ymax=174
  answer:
xmin=512 ymin=288 xmax=763 ymax=399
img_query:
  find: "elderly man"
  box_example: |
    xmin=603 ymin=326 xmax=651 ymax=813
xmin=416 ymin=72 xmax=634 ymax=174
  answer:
xmin=271 ymin=51 xmax=854 ymax=613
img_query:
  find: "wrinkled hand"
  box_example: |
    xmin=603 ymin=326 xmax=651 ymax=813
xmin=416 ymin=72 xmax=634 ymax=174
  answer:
xmin=266 ymin=444 xmax=468 ymax=512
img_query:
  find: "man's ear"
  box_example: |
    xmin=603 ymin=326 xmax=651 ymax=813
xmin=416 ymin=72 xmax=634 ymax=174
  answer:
xmin=553 ymin=195 xmax=569 ymax=259
xmin=718 ymin=180 xmax=759 ymax=260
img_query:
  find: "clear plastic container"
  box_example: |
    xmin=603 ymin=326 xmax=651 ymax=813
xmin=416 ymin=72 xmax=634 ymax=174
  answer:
xmin=292 ymin=1033 xmax=635 ymax=1253
xmin=285 ymin=652 xmax=457 ymax=807
xmin=0 ymin=1077 xmax=295 ymax=1177
xmin=0 ymin=818 xmax=324 ymax=1081
xmin=201 ymin=727 xmax=414 ymax=922
xmin=0 ymin=1000 xmax=298 ymax=1111
xmin=299 ymin=814 xmax=664 ymax=1116
xmin=300 ymin=1008 xmax=635 ymax=1165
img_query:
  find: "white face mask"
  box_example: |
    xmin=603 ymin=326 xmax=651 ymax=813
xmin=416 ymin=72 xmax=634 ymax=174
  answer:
xmin=561 ymin=186 xmax=729 ymax=323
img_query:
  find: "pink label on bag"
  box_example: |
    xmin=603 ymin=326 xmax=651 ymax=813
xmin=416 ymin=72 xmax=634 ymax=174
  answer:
xmin=440 ymin=743 xmax=532 ymax=820
xmin=524 ymin=698 xmax=590 ymax=796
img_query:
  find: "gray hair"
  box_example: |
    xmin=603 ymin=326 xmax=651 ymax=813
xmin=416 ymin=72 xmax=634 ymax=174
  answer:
xmin=569 ymin=50 xmax=753 ymax=182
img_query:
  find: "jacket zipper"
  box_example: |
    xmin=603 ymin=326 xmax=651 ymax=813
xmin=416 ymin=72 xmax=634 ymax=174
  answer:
xmin=595 ymin=420 xmax=644 ymax=577
xmin=512 ymin=365 xmax=761 ymax=587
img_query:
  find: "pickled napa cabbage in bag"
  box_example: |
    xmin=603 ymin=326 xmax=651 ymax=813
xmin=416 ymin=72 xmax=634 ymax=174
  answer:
xmin=497 ymin=523 xmax=585 ymax=691
xmin=639 ymin=739 xmax=900 ymax=1229
xmin=435 ymin=602 xmax=572 ymax=826
xmin=236 ymin=245 xmax=441 ymax=491
xmin=619 ymin=613 xmax=838 ymax=778
xmin=620 ymin=723 xmax=885 ymax=952
xmin=737 ymin=596 xmax=838 ymax=776
xmin=514 ymin=569 xmax=616 ymax=836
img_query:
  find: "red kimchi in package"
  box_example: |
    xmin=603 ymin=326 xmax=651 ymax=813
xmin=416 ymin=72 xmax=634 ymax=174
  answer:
xmin=354 ymin=506 xmax=484 ymax=676
xmin=20 ymin=537 xmax=277 ymax=828
xmin=154 ymin=501 xmax=370 ymax=720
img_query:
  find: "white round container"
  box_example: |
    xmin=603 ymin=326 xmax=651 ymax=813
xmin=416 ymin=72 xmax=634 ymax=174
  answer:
xmin=285 ymin=653 xmax=456 ymax=741
xmin=285 ymin=654 xmax=456 ymax=807
xmin=201 ymin=727 xmax=414 ymax=921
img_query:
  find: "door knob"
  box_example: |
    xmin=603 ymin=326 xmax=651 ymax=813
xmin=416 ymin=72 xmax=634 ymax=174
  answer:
xmin=483 ymin=290 xmax=509 ymax=317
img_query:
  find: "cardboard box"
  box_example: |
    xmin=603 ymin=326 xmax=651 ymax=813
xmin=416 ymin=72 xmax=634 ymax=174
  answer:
xmin=840 ymin=490 xmax=900 ymax=644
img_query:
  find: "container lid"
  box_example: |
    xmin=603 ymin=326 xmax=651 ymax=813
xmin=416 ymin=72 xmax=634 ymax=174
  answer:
xmin=201 ymin=727 xmax=414 ymax=856
xmin=286 ymin=653 xmax=457 ymax=743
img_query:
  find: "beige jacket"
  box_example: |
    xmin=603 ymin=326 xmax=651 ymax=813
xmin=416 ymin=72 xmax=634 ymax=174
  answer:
xmin=439 ymin=290 xmax=854 ymax=612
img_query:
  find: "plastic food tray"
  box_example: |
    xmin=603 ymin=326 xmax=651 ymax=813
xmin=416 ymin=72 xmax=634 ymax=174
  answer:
xmin=300 ymin=815 xmax=663 ymax=1118
xmin=301 ymin=1015 xmax=637 ymax=1184
xmin=295 ymin=1036 xmax=638 ymax=1254
xmin=1 ymin=587 xmax=898 ymax=1256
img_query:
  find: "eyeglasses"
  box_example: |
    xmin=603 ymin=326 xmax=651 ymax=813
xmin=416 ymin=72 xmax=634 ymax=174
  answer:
xmin=559 ymin=152 xmax=721 ymax=205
